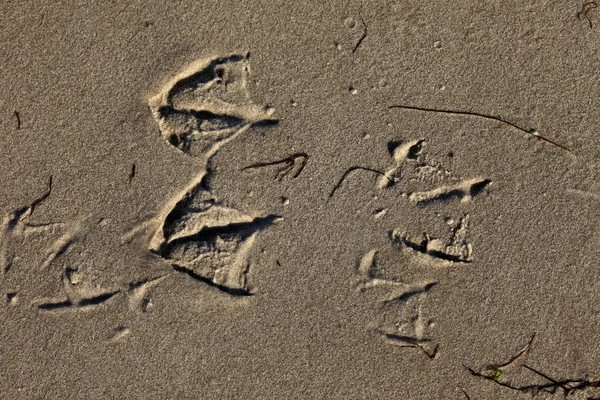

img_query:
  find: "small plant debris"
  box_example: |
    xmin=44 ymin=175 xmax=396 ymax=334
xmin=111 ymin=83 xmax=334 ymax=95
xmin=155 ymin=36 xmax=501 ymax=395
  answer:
xmin=241 ymin=153 xmax=309 ymax=181
xmin=14 ymin=110 xmax=20 ymax=130
xmin=19 ymin=175 xmax=53 ymax=221
xmin=398 ymin=340 xmax=439 ymax=360
xmin=329 ymin=166 xmax=393 ymax=198
xmin=128 ymin=163 xmax=136 ymax=184
xmin=352 ymin=18 xmax=367 ymax=54
xmin=465 ymin=333 xmax=600 ymax=397
xmin=487 ymin=332 xmax=536 ymax=370
xmin=578 ymin=1 xmax=598 ymax=28
xmin=388 ymin=104 xmax=572 ymax=154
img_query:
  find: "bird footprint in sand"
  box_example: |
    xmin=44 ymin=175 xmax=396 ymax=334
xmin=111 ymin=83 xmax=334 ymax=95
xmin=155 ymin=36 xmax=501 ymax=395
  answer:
xmin=148 ymin=53 xmax=281 ymax=295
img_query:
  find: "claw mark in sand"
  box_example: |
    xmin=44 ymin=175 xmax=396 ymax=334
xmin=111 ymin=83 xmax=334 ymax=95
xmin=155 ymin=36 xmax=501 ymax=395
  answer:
xmin=377 ymin=323 xmax=439 ymax=360
xmin=241 ymin=153 xmax=309 ymax=181
xmin=378 ymin=330 xmax=432 ymax=345
xmin=388 ymin=104 xmax=573 ymax=154
xmin=382 ymin=281 xmax=438 ymax=306
xmin=383 ymin=335 xmax=439 ymax=360
xmin=6 ymin=292 xmax=18 ymax=306
xmin=372 ymin=208 xmax=387 ymax=219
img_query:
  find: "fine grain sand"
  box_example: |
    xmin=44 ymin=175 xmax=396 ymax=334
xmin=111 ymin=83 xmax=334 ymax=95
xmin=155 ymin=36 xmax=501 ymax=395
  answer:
xmin=2 ymin=1 xmax=600 ymax=399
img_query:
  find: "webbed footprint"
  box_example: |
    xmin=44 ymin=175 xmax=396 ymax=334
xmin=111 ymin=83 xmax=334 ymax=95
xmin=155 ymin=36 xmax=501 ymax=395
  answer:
xmin=149 ymin=53 xmax=276 ymax=159
xmin=148 ymin=54 xmax=280 ymax=295
xmin=150 ymin=184 xmax=280 ymax=295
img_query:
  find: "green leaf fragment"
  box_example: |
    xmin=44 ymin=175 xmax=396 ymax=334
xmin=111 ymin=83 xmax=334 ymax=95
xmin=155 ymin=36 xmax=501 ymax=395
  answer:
xmin=490 ymin=369 xmax=504 ymax=382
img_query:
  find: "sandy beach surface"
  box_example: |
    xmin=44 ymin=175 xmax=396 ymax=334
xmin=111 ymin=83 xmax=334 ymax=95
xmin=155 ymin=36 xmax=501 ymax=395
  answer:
xmin=2 ymin=1 xmax=600 ymax=398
